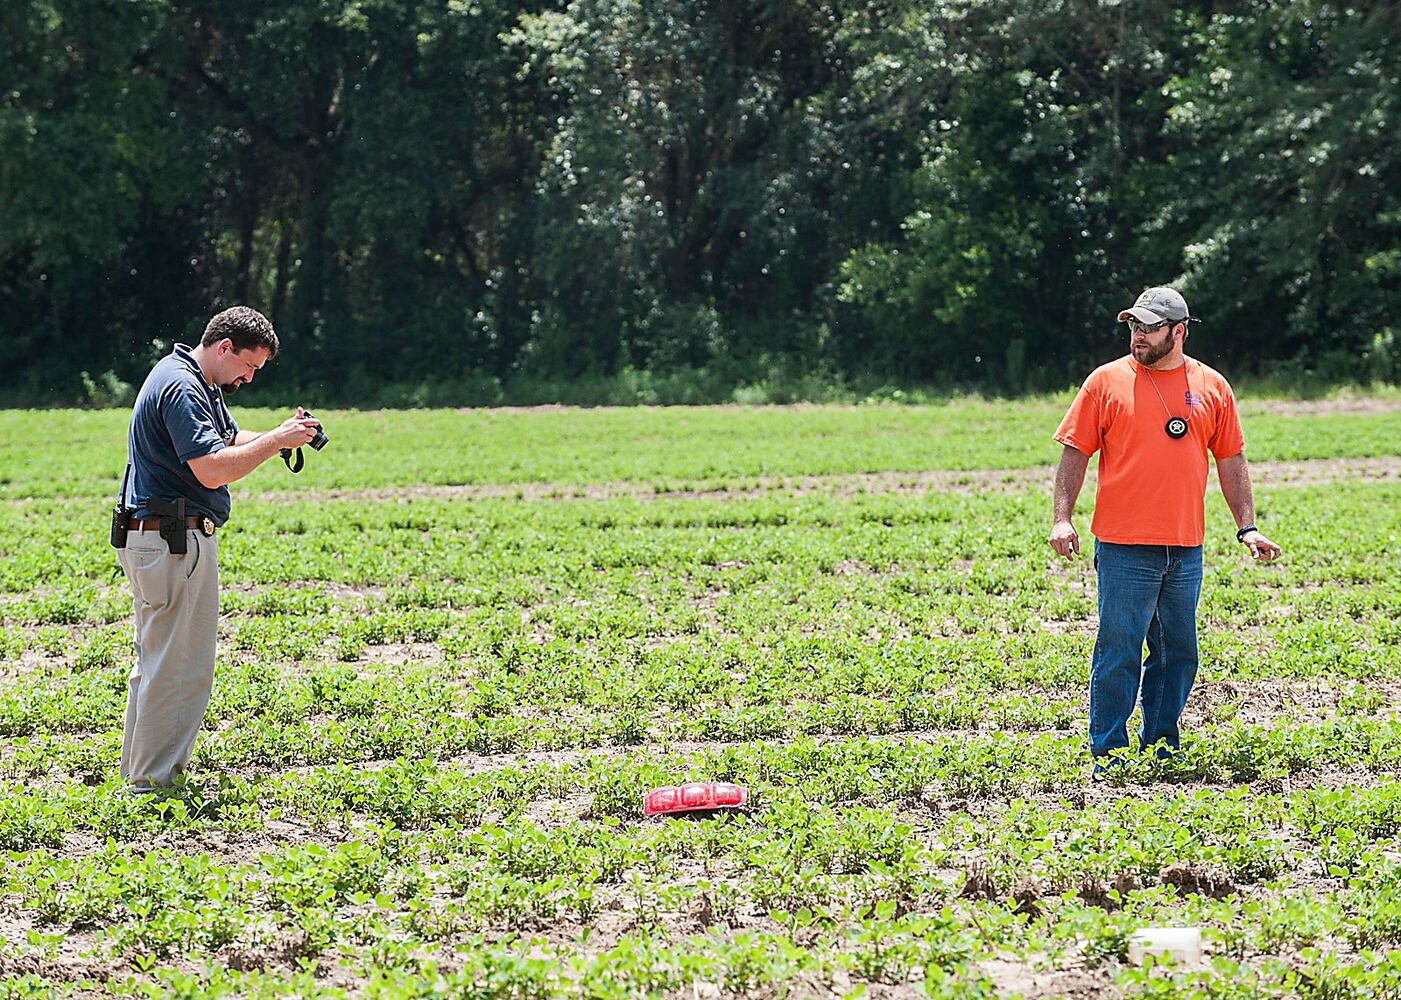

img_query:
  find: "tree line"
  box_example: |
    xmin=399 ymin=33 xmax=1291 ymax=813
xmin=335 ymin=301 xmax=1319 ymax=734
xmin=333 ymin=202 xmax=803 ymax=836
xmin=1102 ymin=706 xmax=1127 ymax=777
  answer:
xmin=2 ymin=0 xmax=1398 ymax=405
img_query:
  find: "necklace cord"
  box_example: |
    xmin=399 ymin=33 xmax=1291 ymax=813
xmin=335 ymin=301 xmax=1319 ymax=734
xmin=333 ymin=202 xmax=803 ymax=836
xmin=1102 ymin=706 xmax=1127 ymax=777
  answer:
xmin=1139 ymin=360 xmax=1194 ymax=439
xmin=1142 ymin=361 xmax=1193 ymax=422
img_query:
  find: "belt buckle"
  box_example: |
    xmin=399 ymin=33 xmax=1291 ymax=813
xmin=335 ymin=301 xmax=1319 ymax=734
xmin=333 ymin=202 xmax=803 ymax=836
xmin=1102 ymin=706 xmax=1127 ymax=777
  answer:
xmin=199 ymin=516 xmax=216 ymax=537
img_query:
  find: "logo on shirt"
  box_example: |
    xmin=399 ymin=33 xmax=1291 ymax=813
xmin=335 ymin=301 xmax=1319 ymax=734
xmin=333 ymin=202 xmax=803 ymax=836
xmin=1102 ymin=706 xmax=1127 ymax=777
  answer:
xmin=1184 ymin=390 xmax=1204 ymax=409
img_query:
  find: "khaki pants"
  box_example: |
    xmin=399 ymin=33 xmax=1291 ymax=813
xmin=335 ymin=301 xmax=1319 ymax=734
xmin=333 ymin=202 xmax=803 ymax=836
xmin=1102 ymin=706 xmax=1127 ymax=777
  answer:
xmin=116 ymin=525 xmax=219 ymax=788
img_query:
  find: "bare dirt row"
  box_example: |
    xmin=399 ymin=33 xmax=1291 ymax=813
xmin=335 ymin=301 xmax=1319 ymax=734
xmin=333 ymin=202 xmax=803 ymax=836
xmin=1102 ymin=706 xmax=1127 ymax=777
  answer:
xmin=243 ymin=455 xmax=1401 ymax=505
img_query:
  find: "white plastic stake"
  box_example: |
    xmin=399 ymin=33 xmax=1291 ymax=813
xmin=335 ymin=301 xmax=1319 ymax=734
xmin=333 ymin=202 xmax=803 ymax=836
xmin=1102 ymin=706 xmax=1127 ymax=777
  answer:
xmin=1128 ymin=927 xmax=1202 ymax=966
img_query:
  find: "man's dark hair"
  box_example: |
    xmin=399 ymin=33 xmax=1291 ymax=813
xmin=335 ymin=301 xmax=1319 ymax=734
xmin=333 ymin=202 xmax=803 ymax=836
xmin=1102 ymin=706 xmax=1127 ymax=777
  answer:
xmin=201 ymin=306 xmax=279 ymax=359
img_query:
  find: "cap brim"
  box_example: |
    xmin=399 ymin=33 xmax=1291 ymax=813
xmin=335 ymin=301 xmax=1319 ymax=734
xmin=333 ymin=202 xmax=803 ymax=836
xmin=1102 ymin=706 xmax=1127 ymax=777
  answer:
xmin=1117 ymin=306 xmax=1165 ymax=323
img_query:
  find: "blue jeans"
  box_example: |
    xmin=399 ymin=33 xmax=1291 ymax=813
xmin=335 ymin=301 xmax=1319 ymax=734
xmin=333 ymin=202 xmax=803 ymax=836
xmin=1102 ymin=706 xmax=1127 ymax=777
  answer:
xmin=1090 ymin=540 xmax=1203 ymax=760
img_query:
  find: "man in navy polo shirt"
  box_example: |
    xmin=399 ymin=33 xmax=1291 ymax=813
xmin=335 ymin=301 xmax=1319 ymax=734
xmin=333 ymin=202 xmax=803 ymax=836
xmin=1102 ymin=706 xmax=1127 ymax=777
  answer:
xmin=118 ymin=306 xmax=320 ymax=790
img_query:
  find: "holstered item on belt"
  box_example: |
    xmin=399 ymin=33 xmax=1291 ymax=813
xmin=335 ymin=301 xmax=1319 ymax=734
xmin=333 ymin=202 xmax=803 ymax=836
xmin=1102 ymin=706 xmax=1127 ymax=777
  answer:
xmin=147 ymin=497 xmax=188 ymax=555
xmin=110 ymin=505 xmax=130 ymax=549
xmin=110 ymin=464 xmax=132 ymax=549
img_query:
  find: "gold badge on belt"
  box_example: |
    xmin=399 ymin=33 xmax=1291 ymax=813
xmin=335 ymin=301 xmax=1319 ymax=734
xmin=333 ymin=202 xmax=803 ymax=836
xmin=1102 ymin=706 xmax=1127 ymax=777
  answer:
xmin=200 ymin=516 xmax=216 ymax=537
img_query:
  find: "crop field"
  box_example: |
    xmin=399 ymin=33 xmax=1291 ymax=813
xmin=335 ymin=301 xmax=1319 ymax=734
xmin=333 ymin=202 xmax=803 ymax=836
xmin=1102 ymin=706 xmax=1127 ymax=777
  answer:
xmin=2 ymin=398 xmax=1401 ymax=998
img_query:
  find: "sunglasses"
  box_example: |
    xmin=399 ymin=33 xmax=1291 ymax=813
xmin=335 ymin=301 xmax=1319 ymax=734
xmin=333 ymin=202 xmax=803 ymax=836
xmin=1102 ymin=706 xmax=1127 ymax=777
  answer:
xmin=1126 ymin=317 xmax=1171 ymax=335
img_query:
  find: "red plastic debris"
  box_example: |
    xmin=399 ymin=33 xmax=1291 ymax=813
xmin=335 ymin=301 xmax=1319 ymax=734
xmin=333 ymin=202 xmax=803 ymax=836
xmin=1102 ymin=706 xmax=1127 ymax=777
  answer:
xmin=642 ymin=781 xmax=749 ymax=817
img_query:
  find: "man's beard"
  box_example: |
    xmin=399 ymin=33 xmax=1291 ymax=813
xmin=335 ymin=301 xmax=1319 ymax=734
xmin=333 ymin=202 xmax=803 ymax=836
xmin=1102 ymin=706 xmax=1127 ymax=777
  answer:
xmin=1133 ymin=335 xmax=1174 ymax=366
xmin=221 ymin=379 xmax=242 ymax=394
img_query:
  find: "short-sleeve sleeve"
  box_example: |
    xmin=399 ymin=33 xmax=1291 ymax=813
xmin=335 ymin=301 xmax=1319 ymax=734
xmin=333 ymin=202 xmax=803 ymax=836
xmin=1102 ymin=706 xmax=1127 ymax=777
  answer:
xmin=160 ymin=380 xmax=229 ymax=464
xmin=1208 ymin=381 xmax=1245 ymax=460
xmin=1054 ymin=380 xmax=1103 ymax=457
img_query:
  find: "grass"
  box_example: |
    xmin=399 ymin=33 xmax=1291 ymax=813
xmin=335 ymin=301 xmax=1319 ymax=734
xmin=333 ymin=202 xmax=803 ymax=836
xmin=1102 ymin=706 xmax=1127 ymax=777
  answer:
xmin=1 ymin=399 xmax=1400 ymax=997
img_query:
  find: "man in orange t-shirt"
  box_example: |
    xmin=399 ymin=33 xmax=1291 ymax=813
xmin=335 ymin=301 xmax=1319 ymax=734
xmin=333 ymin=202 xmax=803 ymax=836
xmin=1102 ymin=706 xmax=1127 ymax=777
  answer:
xmin=1049 ymin=286 xmax=1281 ymax=766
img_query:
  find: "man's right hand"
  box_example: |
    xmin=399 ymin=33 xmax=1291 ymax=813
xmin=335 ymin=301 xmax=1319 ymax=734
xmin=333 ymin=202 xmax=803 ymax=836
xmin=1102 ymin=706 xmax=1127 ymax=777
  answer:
xmin=190 ymin=409 xmax=324 ymax=489
xmin=1048 ymin=520 xmax=1080 ymax=559
xmin=271 ymin=409 xmax=321 ymax=451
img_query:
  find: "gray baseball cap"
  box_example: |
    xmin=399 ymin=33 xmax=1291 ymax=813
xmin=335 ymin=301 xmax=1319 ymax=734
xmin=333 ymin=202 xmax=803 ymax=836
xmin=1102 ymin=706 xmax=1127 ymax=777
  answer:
xmin=1117 ymin=286 xmax=1190 ymax=324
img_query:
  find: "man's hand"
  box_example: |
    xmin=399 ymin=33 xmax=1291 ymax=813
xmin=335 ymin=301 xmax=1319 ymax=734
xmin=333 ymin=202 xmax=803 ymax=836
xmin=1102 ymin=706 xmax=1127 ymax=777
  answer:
xmin=1050 ymin=444 xmax=1090 ymax=561
xmin=1217 ymin=454 xmax=1280 ymax=562
xmin=269 ymin=408 xmax=321 ymax=451
xmin=1240 ymin=529 xmax=1281 ymax=562
xmin=1048 ymin=519 xmax=1080 ymax=559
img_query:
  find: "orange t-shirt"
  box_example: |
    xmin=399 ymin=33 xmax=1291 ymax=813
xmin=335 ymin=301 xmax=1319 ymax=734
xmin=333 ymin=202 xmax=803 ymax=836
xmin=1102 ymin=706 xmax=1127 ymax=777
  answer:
xmin=1054 ymin=355 xmax=1245 ymax=547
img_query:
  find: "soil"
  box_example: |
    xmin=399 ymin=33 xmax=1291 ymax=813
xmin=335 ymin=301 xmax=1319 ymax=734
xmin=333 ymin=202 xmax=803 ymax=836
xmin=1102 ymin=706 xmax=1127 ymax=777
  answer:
xmin=1158 ymin=861 xmax=1237 ymax=899
xmin=979 ymin=958 xmax=1112 ymax=999
xmin=1180 ymin=676 xmax=1401 ymax=729
xmin=1075 ymin=872 xmax=1142 ymax=911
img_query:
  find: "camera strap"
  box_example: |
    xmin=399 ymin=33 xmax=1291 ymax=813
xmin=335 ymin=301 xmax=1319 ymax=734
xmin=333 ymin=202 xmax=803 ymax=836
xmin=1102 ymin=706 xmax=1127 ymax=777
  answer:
xmin=280 ymin=447 xmax=305 ymax=473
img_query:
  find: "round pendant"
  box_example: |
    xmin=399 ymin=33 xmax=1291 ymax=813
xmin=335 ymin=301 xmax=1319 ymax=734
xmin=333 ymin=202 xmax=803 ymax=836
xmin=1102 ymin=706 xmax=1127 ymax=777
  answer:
xmin=1165 ymin=417 xmax=1188 ymax=439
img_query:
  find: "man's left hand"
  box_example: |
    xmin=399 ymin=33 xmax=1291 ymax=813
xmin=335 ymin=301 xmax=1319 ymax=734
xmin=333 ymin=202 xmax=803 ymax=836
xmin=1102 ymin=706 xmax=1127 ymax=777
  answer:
xmin=1241 ymin=530 xmax=1281 ymax=562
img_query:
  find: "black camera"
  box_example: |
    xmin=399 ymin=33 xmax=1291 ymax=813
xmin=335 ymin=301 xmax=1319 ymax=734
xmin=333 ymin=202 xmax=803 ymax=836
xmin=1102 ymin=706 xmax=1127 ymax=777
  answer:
xmin=281 ymin=408 xmax=329 ymax=473
xmin=303 ymin=409 xmax=329 ymax=450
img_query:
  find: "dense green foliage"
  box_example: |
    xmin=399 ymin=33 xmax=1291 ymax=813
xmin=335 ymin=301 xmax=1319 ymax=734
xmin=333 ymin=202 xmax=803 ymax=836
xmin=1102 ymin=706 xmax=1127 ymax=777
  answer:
xmin=3 ymin=2 xmax=1399 ymax=404
xmin=2 ymin=403 xmax=1401 ymax=994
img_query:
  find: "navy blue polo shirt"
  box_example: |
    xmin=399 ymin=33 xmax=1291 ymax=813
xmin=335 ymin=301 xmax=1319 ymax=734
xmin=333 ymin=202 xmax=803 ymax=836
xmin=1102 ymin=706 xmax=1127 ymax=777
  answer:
xmin=124 ymin=345 xmax=240 ymax=526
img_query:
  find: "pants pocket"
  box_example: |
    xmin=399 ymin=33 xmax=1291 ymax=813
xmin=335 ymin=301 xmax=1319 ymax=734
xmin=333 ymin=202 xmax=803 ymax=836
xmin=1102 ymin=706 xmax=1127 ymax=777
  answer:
xmin=184 ymin=533 xmax=202 ymax=580
xmin=127 ymin=539 xmax=166 ymax=574
xmin=124 ymin=538 xmax=172 ymax=610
